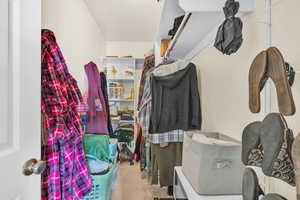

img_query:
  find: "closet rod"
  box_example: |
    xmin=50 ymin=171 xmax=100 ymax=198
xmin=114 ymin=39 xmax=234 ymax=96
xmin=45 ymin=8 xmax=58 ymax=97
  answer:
xmin=164 ymin=12 xmax=192 ymax=58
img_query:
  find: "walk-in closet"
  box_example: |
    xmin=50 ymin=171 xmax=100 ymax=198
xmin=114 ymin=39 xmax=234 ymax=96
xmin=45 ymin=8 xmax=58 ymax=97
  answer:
xmin=1 ymin=0 xmax=300 ymax=200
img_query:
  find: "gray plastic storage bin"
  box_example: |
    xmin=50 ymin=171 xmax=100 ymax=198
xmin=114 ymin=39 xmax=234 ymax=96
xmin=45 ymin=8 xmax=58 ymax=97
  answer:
xmin=182 ymin=132 xmax=244 ymax=195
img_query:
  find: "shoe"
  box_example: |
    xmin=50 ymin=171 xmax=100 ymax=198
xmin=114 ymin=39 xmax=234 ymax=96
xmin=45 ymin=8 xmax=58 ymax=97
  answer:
xmin=285 ymin=62 xmax=295 ymax=87
xmin=243 ymin=168 xmax=264 ymax=200
xmin=266 ymin=47 xmax=296 ymax=116
xmin=262 ymin=194 xmax=287 ymax=200
xmin=249 ymin=51 xmax=268 ymax=113
xmin=242 ymin=122 xmax=263 ymax=167
xmin=292 ymin=133 xmax=300 ymax=200
xmin=261 ymin=113 xmax=295 ymax=186
xmin=259 ymin=62 xmax=295 ymax=92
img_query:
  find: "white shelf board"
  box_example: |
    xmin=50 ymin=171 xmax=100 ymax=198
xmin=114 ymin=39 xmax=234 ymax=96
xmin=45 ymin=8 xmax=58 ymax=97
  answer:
xmin=155 ymin=0 xmax=255 ymax=63
xmin=174 ymin=167 xmax=242 ymax=200
xmin=102 ymin=57 xmax=135 ymax=65
xmin=119 ymin=120 xmax=134 ymax=124
xmin=169 ymin=12 xmax=224 ymax=59
xmin=155 ymin=0 xmax=185 ymax=41
xmin=155 ymin=0 xmax=184 ymax=64
xmin=107 ymin=78 xmax=134 ymax=81
xmin=135 ymin=58 xmax=145 ymax=66
xmin=179 ymin=0 xmax=254 ymax=13
xmin=109 ymin=99 xmax=134 ymax=103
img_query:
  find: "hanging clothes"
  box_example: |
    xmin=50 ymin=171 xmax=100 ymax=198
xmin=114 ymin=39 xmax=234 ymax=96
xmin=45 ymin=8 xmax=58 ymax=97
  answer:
xmin=134 ymin=124 xmax=143 ymax=162
xmin=137 ymin=59 xmax=202 ymax=189
xmin=85 ymin=62 xmax=109 ymax=135
xmin=137 ymin=55 xmax=155 ymax=111
xmin=41 ymin=29 xmax=92 ymax=200
xmin=138 ymin=75 xmax=184 ymax=144
xmin=149 ymin=63 xmax=202 ymax=133
xmin=100 ymin=72 xmax=113 ymax=135
xmin=150 ymin=143 xmax=183 ymax=187
xmin=138 ymin=60 xmax=195 ymax=144
xmin=139 ymin=136 xmax=147 ymax=171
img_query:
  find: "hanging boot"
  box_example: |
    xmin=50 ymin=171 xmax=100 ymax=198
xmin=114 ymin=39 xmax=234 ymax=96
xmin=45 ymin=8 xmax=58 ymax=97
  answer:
xmin=292 ymin=134 xmax=300 ymax=200
xmin=262 ymin=194 xmax=287 ymax=200
xmin=261 ymin=113 xmax=295 ymax=186
xmin=242 ymin=121 xmax=264 ymax=167
xmin=243 ymin=168 xmax=264 ymax=200
xmin=259 ymin=62 xmax=295 ymax=92
xmin=292 ymin=133 xmax=300 ymax=200
xmin=266 ymin=47 xmax=295 ymax=116
xmin=249 ymin=50 xmax=268 ymax=113
xmin=284 ymin=62 xmax=295 ymax=87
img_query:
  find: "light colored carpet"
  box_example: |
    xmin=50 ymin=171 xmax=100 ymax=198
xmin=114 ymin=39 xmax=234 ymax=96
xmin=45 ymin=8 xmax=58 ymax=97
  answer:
xmin=111 ymin=162 xmax=172 ymax=200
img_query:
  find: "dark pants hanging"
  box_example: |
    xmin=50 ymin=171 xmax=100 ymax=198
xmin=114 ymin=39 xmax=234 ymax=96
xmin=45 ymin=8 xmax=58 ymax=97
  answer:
xmin=150 ymin=142 xmax=183 ymax=187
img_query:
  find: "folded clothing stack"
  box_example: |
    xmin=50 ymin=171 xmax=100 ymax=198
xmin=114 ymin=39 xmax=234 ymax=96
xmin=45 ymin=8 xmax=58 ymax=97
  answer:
xmin=113 ymin=123 xmax=134 ymax=143
xmin=120 ymin=113 xmax=134 ymax=121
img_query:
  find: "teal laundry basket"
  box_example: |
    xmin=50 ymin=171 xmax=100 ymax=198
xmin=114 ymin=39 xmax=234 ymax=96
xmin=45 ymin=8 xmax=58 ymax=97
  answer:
xmin=82 ymin=164 xmax=118 ymax=200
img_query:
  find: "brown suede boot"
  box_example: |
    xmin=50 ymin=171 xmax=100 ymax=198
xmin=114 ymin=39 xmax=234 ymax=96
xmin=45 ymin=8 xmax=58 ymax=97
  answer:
xmin=292 ymin=133 xmax=300 ymax=200
xmin=249 ymin=50 xmax=268 ymax=113
xmin=266 ymin=47 xmax=296 ymax=116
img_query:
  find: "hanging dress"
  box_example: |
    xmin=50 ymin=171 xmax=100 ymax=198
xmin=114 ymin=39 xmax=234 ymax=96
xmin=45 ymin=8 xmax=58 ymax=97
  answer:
xmin=85 ymin=62 xmax=109 ymax=135
xmin=100 ymin=72 xmax=113 ymax=135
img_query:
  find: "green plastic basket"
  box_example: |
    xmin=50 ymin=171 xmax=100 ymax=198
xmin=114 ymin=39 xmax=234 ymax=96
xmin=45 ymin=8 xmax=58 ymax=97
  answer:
xmin=82 ymin=163 xmax=118 ymax=200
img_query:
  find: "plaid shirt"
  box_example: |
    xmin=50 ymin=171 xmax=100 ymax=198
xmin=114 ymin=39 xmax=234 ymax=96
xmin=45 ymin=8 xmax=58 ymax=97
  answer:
xmin=41 ymin=29 xmax=92 ymax=200
xmin=137 ymin=55 xmax=155 ymax=111
xmin=138 ymin=75 xmax=184 ymax=144
xmin=148 ymin=130 xmax=184 ymax=144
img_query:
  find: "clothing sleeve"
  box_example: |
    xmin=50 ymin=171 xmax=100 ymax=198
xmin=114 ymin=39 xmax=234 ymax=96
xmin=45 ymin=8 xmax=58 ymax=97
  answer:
xmin=190 ymin=65 xmax=202 ymax=129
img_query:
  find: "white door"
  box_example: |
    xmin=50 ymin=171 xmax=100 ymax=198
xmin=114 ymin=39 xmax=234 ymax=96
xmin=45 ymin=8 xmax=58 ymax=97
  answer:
xmin=0 ymin=0 xmax=41 ymax=199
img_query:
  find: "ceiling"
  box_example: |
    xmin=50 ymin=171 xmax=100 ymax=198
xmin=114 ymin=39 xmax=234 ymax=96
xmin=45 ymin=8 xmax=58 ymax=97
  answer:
xmin=85 ymin=0 xmax=163 ymax=42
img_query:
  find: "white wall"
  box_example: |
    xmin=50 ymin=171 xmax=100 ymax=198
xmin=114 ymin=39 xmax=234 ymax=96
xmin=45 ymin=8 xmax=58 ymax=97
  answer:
xmin=105 ymin=41 xmax=153 ymax=58
xmin=191 ymin=0 xmax=299 ymax=199
xmin=192 ymin=0 xmax=266 ymax=140
xmin=42 ymin=0 xmax=106 ymax=90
